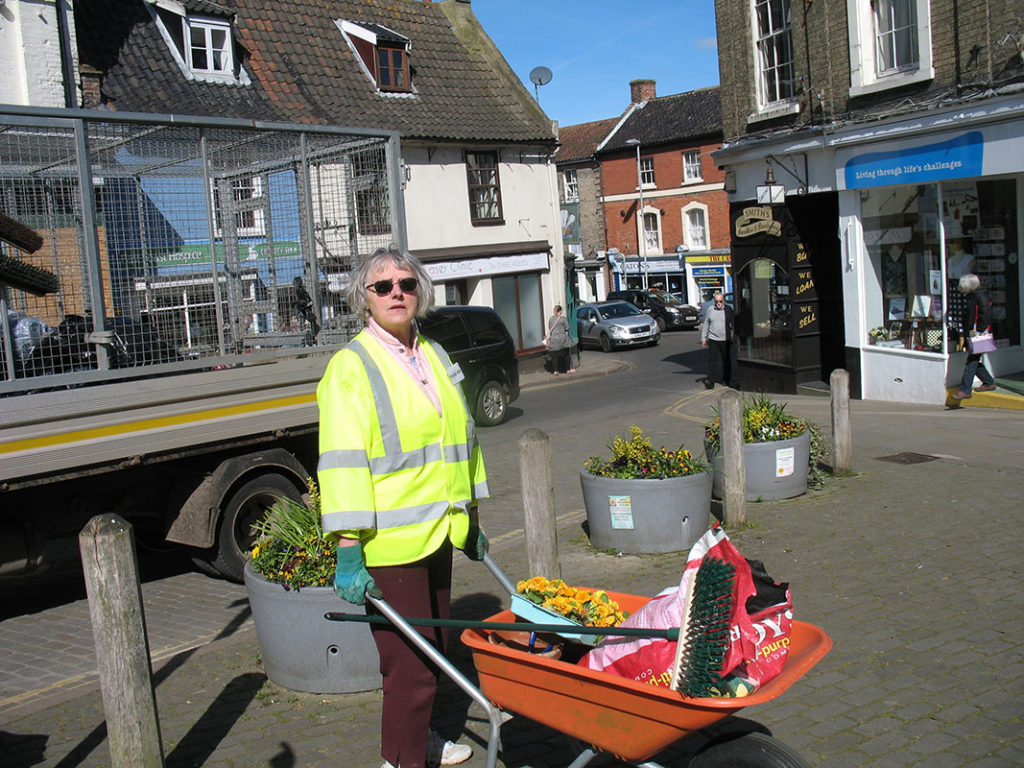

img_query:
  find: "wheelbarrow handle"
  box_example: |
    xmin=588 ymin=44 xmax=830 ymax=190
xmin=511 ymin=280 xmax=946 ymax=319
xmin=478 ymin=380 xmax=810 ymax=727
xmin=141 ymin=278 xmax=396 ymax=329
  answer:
xmin=481 ymin=552 xmax=518 ymax=595
xmin=364 ymin=594 xmax=503 ymax=768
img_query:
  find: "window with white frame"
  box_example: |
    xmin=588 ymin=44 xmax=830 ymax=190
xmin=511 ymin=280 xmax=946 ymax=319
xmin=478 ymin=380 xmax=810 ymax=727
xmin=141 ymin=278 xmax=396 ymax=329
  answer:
xmin=682 ymin=203 xmax=708 ymax=250
xmin=847 ymin=0 xmax=932 ymax=96
xmin=562 ymin=169 xmax=579 ymax=202
xmin=641 ymin=209 xmax=661 ymax=253
xmin=752 ymin=0 xmax=795 ymax=107
xmin=640 ymin=157 xmax=655 ymax=188
xmin=682 ymin=150 xmax=703 ymax=183
xmin=185 ymin=17 xmax=233 ymax=78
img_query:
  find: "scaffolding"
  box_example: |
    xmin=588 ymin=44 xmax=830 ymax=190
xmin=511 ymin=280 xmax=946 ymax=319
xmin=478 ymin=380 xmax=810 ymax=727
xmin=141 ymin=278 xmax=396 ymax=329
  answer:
xmin=0 ymin=107 xmax=404 ymax=389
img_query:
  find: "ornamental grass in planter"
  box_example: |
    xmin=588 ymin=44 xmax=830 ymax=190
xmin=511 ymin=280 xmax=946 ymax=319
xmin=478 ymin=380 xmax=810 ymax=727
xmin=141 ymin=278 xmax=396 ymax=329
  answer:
xmin=580 ymin=425 xmax=712 ymax=554
xmin=703 ymin=393 xmax=827 ymax=501
xmin=244 ymin=479 xmax=380 ymax=694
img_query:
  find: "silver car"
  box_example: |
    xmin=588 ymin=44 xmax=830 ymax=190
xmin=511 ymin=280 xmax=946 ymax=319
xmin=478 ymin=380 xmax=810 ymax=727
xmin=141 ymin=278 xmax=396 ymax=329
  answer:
xmin=576 ymin=301 xmax=660 ymax=352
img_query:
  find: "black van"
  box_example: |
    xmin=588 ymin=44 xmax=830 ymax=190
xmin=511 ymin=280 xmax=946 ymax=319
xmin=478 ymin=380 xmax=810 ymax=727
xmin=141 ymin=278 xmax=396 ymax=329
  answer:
xmin=418 ymin=306 xmax=520 ymax=426
xmin=606 ymin=289 xmax=700 ymax=331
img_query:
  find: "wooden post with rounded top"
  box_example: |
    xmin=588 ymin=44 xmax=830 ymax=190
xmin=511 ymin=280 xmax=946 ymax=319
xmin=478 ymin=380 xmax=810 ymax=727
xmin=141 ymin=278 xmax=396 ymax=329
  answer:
xmin=519 ymin=428 xmax=560 ymax=579
xmin=79 ymin=515 xmax=165 ymax=768
xmin=831 ymin=368 xmax=853 ymax=475
xmin=720 ymin=389 xmax=747 ymax=527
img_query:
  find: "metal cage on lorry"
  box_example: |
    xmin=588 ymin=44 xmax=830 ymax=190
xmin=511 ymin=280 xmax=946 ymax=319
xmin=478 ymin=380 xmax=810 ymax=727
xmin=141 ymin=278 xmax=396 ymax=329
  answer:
xmin=0 ymin=107 xmax=404 ymax=392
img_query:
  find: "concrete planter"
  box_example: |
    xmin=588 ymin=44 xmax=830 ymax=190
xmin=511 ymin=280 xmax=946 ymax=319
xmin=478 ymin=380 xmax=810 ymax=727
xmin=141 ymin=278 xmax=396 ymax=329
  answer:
xmin=579 ymin=470 xmax=712 ymax=554
xmin=244 ymin=563 xmax=381 ymax=694
xmin=705 ymin=430 xmax=810 ymax=502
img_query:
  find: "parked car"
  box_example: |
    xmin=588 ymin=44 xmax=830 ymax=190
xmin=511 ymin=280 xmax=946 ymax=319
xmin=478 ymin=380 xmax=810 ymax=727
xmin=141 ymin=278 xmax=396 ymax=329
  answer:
xmin=418 ymin=305 xmax=519 ymax=426
xmin=575 ymin=301 xmax=660 ymax=352
xmin=606 ymin=289 xmax=700 ymax=331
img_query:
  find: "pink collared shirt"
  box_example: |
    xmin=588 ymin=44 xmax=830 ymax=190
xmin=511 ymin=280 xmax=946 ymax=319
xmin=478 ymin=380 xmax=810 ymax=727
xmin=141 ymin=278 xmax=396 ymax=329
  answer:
xmin=365 ymin=317 xmax=442 ymax=413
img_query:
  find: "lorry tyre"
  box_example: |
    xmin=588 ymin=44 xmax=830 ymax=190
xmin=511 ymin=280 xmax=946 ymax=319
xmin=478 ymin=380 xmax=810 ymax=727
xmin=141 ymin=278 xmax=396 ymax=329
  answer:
xmin=205 ymin=473 xmax=302 ymax=582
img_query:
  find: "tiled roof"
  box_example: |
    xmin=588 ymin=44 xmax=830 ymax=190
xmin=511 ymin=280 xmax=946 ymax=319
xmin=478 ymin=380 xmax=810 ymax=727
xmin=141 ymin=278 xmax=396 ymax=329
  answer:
xmin=555 ymin=118 xmax=619 ymax=164
xmin=600 ymin=86 xmax=721 ymax=153
xmin=74 ymin=0 xmax=556 ymax=144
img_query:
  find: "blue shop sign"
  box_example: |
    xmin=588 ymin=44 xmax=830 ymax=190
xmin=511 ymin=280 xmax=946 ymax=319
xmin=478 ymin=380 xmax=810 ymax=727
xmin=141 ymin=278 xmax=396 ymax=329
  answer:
xmin=844 ymin=131 xmax=983 ymax=189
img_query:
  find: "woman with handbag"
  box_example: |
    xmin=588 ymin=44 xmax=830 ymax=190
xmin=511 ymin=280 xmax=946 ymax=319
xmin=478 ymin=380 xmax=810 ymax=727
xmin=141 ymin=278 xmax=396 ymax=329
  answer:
xmin=952 ymin=273 xmax=997 ymax=400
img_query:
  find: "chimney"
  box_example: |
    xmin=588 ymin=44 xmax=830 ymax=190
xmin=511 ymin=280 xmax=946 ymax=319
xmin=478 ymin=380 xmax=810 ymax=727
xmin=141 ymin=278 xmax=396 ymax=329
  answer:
xmin=630 ymin=79 xmax=656 ymax=104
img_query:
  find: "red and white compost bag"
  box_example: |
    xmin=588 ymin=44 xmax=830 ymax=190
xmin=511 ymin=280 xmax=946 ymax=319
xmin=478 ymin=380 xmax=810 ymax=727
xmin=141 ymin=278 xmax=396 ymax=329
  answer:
xmin=579 ymin=524 xmax=793 ymax=690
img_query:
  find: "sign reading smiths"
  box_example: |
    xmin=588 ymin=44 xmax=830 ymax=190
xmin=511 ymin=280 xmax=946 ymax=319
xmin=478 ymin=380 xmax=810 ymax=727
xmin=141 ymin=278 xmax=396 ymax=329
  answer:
xmin=734 ymin=206 xmax=782 ymax=238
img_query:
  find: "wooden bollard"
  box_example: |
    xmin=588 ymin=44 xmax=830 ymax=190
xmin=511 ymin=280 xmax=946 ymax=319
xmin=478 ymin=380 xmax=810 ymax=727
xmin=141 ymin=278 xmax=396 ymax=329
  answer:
xmin=519 ymin=428 xmax=560 ymax=579
xmin=830 ymin=368 xmax=853 ymax=475
xmin=719 ymin=389 xmax=747 ymax=527
xmin=79 ymin=515 xmax=165 ymax=768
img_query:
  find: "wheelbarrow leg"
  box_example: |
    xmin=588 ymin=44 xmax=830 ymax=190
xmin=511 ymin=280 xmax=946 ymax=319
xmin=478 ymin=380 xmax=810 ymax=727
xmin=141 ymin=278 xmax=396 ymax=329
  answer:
xmin=368 ymin=595 xmax=503 ymax=768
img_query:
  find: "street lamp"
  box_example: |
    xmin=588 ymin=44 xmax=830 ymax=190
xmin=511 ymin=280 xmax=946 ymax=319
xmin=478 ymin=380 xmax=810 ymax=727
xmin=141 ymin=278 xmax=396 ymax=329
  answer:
xmin=625 ymin=138 xmax=647 ymax=289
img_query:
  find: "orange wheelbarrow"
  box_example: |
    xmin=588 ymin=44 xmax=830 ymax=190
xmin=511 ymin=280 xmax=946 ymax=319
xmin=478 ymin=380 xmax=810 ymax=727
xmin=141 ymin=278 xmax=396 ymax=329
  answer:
xmin=330 ymin=555 xmax=833 ymax=768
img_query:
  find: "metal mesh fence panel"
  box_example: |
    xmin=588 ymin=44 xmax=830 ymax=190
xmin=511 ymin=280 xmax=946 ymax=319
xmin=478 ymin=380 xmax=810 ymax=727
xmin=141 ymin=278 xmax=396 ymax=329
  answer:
xmin=0 ymin=112 xmax=398 ymax=388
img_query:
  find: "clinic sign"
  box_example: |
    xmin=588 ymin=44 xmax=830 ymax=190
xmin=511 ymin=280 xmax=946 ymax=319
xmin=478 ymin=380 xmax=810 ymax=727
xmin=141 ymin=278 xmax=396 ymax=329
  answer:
xmin=842 ymin=131 xmax=983 ymax=189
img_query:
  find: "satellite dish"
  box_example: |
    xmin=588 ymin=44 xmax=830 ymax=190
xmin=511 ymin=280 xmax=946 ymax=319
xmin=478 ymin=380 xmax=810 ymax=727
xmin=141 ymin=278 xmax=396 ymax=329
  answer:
xmin=529 ymin=66 xmax=553 ymax=87
xmin=529 ymin=66 xmax=553 ymax=104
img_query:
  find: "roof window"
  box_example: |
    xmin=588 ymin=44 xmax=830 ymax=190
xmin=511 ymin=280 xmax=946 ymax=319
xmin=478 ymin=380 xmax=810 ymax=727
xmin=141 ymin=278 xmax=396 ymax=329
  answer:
xmin=149 ymin=1 xmax=249 ymax=85
xmin=337 ymin=20 xmax=413 ymax=94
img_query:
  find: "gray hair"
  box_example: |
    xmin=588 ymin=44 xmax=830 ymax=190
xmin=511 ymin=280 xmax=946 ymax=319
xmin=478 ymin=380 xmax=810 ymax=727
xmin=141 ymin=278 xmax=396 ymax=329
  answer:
xmin=958 ymin=273 xmax=981 ymax=294
xmin=345 ymin=247 xmax=435 ymax=319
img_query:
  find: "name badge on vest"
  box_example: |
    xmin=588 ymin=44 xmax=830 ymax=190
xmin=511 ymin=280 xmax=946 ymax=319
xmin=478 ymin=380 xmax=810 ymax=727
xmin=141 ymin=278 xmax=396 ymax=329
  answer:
xmin=448 ymin=362 xmax=465 ymax=385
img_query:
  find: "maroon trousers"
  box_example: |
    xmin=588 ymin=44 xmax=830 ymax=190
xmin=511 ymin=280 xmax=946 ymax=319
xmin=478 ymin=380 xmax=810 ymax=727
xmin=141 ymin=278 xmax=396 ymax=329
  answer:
xmin=368 ymin=541 xmax=453 ymax=768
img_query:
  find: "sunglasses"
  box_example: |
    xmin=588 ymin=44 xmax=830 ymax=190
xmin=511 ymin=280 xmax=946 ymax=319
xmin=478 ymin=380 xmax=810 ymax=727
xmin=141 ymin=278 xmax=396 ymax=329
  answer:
xmin=366 ymin=277 xmax=418 ymax=296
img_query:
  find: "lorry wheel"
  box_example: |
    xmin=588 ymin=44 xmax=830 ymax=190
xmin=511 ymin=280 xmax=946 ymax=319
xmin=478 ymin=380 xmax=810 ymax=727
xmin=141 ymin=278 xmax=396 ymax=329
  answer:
xmin=689 ymin=732 xmax=811 ymax=768
xmin=476 ymin=380 xmax=509 ymax=426
xmin=206 ymin=473 xmax=302 ymax=582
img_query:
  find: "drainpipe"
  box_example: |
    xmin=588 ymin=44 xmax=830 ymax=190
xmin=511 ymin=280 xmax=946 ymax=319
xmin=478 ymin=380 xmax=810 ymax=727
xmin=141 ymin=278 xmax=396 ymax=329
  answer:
xmin=55 ymin=0 xmax=77 ymax=107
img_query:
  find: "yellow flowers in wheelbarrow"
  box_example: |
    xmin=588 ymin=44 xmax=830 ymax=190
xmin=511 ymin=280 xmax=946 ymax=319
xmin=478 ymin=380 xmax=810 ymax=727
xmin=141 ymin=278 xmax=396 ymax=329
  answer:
xmin=516 ymin=577 xmax=629 ymax=628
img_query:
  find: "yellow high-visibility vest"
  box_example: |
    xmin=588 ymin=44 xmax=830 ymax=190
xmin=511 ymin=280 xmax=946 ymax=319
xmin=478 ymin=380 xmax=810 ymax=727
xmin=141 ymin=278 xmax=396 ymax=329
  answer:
xmin=316 ymin=329 xmax=488 ymax=567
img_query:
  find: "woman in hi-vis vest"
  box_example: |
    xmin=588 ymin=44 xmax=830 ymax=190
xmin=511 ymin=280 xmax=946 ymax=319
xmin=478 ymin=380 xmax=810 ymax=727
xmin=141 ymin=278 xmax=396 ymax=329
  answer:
xmin=317 ymin=247 xmax=488 ymax=768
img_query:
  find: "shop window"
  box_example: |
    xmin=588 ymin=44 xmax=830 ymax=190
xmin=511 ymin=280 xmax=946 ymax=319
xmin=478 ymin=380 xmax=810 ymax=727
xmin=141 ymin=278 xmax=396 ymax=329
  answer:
xmin=735 ymin=258 xmax=792 ymax=366
xmin=465 ymin=151 xmax=504 ymax=225
xmin=861 ymin=184 xmax=944 ymax=352
xmin=752 ymin=0 xmax=795 ymax=108
xmin=492 ymin=273 xmax=543 ymax=349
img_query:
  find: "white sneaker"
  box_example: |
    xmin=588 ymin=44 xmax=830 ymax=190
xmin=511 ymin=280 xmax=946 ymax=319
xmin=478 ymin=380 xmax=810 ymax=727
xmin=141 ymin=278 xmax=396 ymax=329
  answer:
xmin=427 ymin=730 xmax=472 ymax=766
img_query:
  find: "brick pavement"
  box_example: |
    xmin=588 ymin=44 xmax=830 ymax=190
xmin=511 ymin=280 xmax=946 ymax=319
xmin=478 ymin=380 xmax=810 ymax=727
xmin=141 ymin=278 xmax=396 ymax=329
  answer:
xmin=2 ymin=366 xmax=1023 ymax=767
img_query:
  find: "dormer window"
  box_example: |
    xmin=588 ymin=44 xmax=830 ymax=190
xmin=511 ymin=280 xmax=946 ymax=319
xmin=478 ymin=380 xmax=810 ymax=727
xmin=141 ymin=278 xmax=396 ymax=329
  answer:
xmin=148 ymin=1 xmax=249 ymax=85
xmin=186 ymin=17 xmax=233 ymax=77
xmin=337 ymin=20 xmax=413 ymax=94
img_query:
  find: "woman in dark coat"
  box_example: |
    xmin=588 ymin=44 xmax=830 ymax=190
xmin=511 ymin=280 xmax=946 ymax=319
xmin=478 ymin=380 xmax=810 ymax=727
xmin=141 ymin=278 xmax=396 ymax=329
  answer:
xmin=952 ymin=273 xmax=997 ymax=400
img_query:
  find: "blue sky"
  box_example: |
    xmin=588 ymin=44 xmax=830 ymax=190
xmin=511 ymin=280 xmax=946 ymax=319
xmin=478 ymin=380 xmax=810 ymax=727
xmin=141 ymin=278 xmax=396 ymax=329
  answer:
xmin=471 ymin=0 xmax=721 ymax=128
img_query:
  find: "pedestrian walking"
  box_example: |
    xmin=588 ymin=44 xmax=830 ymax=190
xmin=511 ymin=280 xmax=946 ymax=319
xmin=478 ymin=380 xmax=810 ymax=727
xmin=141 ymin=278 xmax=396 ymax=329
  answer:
xmin=317 ymin=247 xmax=488 ymax=768
xmin=545 ymin=305 xmax=573 ymax=375
xmin=952 ymin=273 xmax=997 ymax=400
xmin=699 ymin=292 xmax=734 ymax=389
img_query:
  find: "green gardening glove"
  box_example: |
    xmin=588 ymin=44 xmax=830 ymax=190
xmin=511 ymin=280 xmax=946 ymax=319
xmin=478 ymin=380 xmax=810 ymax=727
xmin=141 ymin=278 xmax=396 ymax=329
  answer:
xmin=334 ymin=545 xmax=382 ymax=605
xmin=462 ymin=525 xmax=489 ymax=562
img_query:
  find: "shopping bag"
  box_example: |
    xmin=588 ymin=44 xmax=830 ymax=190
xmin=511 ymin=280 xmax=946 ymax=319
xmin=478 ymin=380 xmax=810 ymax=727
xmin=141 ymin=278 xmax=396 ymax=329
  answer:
xmin=967 ymin=331 xmax=996 ymax=354
xmin=579 ymin=525 xmax=792 ymax=691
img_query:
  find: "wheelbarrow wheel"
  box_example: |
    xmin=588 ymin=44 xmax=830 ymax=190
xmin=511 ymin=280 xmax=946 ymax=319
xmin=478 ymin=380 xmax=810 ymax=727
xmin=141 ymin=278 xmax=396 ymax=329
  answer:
xmin=689 ymin=732 xmax=811 ymax=768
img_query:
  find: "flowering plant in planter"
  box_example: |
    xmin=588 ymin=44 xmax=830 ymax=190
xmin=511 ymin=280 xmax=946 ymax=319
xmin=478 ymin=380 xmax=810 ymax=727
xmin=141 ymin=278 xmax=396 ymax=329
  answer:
xmin=704 ymin=393 xmax=826 ymax=488
xmin=584 ymin=424 xmax=708 ymax=480
xmin=249 ymin=478 xmax=335 ymax=589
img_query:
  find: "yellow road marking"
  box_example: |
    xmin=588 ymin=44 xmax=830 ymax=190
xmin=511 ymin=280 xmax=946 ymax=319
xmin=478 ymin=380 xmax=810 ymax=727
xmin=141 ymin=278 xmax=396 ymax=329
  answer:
xmin=0 ymin=393 xmax=316 ymax=454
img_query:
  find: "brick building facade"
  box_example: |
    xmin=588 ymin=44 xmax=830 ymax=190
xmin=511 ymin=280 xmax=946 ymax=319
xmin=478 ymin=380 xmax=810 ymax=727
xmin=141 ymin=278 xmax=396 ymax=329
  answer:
xmin=713 ymin=0 xmax=1024 ymax=402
